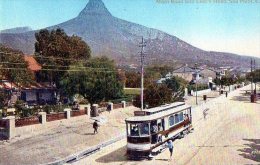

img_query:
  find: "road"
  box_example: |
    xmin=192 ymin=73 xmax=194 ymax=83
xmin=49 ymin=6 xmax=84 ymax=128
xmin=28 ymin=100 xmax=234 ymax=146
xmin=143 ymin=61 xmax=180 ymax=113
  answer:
xmin=72 ymin=84 xmax=260 ymax=165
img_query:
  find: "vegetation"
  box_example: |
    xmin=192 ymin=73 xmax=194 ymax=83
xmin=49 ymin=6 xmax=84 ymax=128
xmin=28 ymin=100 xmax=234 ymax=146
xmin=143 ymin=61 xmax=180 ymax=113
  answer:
xmin=34 ymin=28 xmax=91 ymax=86
xmin=187 ymin=84 xmax=209 ymax=93
xmin=133 ymin=76 xmax=188 ymax=108
xmin=60 ymin=57 xmax=124 ymax=105
xmin=0 ymin=90 xmax=9 ymax=109
xmin=133 ymin=84 xmax=172 ymax=108
xmin=0 ymin=44 xmax=34 ymax=86
xmin=124 ymin=88 xmax=140 ymax=95
xmin=246 ymin=69 xmax=260 ymax=83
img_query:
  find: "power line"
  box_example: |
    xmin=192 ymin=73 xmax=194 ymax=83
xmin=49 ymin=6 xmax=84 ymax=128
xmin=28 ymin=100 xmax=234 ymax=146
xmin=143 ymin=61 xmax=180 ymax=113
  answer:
xmin=0 ymin=67 xmax=117 ymax=73
xmin=0 ymin=61 xmax=116 ymax=70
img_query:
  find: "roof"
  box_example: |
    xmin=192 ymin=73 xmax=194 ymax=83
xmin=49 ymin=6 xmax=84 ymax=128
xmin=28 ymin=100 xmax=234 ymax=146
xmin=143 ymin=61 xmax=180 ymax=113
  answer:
xmin=143 ymin=102 xmax=185 ymax=113
xmin=126 ymin=103 xmax=191 ymax=123
xmin=173 ymin=66 xmax=195 ymax=73
xmin=24 ymin=55 xmax=42 ymax=71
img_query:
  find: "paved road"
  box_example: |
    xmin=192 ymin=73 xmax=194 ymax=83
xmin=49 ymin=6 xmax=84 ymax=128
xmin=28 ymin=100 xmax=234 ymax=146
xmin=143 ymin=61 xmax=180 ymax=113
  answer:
xmin=0 ymin=107 xmax=138 ymax=165
xmin=72 ymin=85 xmax=260 ymax=165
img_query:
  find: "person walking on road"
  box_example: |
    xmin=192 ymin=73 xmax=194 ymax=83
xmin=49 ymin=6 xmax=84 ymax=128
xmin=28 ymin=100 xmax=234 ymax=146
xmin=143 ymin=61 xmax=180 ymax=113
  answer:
xmin=226 ymin=92 xmax=228 ymax=98
xmin=93 ymin=120 xmax=99 ymax=134
xmin=167 ymin=140 xmax=174 ymax=160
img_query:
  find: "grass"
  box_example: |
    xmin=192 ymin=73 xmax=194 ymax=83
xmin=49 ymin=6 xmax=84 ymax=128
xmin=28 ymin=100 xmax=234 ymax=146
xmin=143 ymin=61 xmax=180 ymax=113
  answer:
xmin=124 ymin=88 xmax=141 ymax=95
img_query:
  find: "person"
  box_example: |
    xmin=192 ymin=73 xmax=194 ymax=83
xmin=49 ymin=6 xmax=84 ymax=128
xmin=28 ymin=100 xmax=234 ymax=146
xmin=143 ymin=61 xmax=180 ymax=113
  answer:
xmin=167 ymin=140 xmax=174 ymax=160
xmin=93 ymin=120 xmax=99 ymax=134
xmin=226 ymin=92 xmax=228 ymax=98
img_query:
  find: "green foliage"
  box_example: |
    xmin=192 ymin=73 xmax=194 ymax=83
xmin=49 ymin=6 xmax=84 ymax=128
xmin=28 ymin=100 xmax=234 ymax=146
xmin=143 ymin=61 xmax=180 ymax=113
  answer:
xmin=146 ymin=64 xmax=176 ymax=78
xmin=133 ymin=84 xmax=172 ymax=108
xmin=165 ymin=76 xmax=188 ymax=101
xmin=34 ymin=28 xmax=91 ymax=86
xmin=0 ymin=90 xmax=9 ymax=109
xmin=124 ymin=88 xmax=140 ymax=95
xmin=246 ymin=69 xmax=260 ymax=83
xmin=188 ymin=84 xmax=209 ymax=92
xmin=0 ymin=44 xmax=34 ymax=85
xmin=125 ymin=71 xmax=141 ymax=88
xmin=60 ymin=57 xmax=123 ymax=105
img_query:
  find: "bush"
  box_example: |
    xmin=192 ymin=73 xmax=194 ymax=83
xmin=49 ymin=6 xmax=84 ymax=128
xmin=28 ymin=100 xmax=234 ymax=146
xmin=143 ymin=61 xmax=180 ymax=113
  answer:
xmin=188 ymin=84 xmax=209 ymax=93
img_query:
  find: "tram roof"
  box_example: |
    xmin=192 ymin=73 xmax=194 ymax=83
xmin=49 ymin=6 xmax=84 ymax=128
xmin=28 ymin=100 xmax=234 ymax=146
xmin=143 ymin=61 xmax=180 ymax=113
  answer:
xmin=142 ymin=102 xmax=185 ymax=113
xmin=126 ymin=104 xmax=191 ymax=123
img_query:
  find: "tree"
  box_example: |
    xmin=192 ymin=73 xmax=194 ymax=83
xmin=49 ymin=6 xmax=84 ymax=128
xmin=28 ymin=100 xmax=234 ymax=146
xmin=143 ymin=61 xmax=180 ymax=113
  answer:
xmin=0 ymin=44 xmax=34 ymax=86
xmin=246 ymin=69 xmax=260 ymax=83
xmin=165 ymin=76 xmax=188 ymax=101
xmin=34 ymin=28 xmax=91 ymax=86
xmin=0 ymin=90 xmax=9 ymax=109
xmin=125 ymin=71 xmax=141 ymax=88
xmin=133 ymin=84 xmax=172 ymax=108
xmin=60 ymin=57 xmax=123 ymax=105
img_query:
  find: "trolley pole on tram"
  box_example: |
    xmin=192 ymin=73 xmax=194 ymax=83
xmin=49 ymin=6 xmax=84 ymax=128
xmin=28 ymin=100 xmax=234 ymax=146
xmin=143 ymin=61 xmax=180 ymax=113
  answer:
xmin=139 ymin=37 xmax=146 ymax=111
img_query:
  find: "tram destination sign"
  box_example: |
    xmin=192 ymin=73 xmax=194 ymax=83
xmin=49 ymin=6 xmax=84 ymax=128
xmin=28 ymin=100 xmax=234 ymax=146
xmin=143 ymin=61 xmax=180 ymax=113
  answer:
xmin=134 ymin=111 xmax=146 ymax=116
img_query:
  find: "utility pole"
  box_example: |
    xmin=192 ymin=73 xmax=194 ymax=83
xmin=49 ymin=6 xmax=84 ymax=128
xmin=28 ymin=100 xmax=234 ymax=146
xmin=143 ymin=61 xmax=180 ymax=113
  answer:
xmin=195 ymin=63 xmax=198 ymax=105
xmin=139 ymin=37 xmax=146 ymax=111
xmin=251 ymin=58 xmax=253 ymax=93
xmin=254 ymin=59 xmax=256 ymax=94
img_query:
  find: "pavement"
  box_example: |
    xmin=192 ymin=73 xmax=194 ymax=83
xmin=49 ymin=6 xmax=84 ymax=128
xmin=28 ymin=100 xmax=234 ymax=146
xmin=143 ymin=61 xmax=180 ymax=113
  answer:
xmin=71 ymin=84 xmax=260 ymax=165
xmin=0 ymin=106 xmax=138 ymax=165
xmin=0 ymin=85 xmax=259 ymax=165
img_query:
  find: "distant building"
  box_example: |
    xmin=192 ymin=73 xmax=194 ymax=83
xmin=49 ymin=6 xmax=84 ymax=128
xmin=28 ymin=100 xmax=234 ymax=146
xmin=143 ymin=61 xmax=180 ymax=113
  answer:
xmin=0 ymin=55 xmax=57 ymax=105
xmin=172 ymin=66 xmax=196 ymax=82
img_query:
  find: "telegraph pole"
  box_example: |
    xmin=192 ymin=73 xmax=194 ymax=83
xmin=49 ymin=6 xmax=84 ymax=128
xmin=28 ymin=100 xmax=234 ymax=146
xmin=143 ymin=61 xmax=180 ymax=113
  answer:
xmin=195 ymin=63 xmax=198 ymax=105
xmin=251 ymin=58 xmax=253 ymax=93
xmin=139 ymin=37 xmax=146 ymax=111
xmin=254 ymin=59 xmax=256 ymax=94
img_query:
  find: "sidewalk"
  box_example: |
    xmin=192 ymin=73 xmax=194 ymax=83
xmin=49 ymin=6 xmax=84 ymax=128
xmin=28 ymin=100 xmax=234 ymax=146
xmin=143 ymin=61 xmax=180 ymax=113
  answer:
xmin=72 ymin=84 xmax=260 ymax=165
xmin=0 ymin=106 xmax=138 ymax=165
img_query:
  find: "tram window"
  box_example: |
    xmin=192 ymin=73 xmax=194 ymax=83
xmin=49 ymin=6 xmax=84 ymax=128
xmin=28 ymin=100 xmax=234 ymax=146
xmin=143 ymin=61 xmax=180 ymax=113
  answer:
xmin=179 ymin=112 xmax=184 ymax=121
xmin=139 ymin=123 xmax=149 ymax=136
xmin=175 ymin=114 xmax=180 ymax=123
xmin=169 ymin=116 xmax=175 ymax=126
xmin=130 ymin=124 xmax=139 ymax=136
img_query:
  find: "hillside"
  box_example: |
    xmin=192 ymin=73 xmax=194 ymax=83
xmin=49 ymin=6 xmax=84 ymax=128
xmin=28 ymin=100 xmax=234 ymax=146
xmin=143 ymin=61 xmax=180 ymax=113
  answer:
xmin=0 ymin=0 xmax=258 ymax=67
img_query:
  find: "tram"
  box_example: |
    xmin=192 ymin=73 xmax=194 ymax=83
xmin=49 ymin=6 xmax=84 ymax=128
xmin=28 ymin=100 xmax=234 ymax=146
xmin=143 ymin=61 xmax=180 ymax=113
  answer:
xmin=125 ymin=102 xmax=192 ymax=159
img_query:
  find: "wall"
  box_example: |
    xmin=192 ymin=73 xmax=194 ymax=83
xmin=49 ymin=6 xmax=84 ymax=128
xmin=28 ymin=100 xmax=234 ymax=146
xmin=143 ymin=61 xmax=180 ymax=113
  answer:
xmin=191 ymin=89 xmax=211 ymax=96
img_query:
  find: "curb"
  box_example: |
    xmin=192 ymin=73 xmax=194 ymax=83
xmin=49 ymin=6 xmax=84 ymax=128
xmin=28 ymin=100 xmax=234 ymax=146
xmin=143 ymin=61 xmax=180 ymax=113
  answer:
xmin=44 ymin=133 xmax=126 ymax=165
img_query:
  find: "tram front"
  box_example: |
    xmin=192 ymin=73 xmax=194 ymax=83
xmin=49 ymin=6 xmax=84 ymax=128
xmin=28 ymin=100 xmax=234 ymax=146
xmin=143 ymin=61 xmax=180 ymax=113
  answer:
xmin=125 ymin=120 xmax=152 ymax=159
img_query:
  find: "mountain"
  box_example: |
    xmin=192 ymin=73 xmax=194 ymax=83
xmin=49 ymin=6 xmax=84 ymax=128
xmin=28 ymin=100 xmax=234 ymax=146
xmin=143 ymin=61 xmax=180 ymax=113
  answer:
xmin=0 ymin=26 xmax=32 ymax=34
xmin=0 ymin=0 xmax=258 ymax=67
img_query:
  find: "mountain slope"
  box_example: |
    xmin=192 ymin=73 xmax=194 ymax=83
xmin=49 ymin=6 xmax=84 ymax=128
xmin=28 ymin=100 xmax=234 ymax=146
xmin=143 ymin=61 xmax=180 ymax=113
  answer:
xmin=0 ymin=0 xmax=258 ymax=67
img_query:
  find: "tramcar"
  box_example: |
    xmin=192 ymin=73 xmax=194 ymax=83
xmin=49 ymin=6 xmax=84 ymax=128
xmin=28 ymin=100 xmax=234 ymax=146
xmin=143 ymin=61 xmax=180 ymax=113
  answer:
xmin=125 ymin=102 xmax=192 ymax=159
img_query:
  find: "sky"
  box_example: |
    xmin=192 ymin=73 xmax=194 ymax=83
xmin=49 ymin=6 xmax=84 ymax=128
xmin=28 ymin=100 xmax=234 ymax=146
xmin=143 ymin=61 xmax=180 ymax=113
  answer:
xmin=0 ymin=0 xmax=259 ymax=58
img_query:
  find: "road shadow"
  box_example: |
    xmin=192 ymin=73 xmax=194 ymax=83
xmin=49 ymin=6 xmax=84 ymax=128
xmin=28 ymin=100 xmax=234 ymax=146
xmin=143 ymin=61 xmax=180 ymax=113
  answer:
xmin=238 ymin=139 xmax=260 ymax=162
xmin=96 ymin=146 xmax=129 ymax=163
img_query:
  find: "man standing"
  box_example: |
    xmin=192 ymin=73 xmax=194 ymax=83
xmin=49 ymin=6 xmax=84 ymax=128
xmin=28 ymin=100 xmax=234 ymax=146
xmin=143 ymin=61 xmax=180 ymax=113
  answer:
xmin=167 ymin=140 xmax=174 ymax=160
xmin=93 ymin=120 xmax=99 ymax=134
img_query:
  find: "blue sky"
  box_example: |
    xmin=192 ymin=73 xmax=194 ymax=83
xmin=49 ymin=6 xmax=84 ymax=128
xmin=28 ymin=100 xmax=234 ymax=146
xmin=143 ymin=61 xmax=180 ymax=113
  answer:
xmin=0 ymin=0 xmax=259 ymax=57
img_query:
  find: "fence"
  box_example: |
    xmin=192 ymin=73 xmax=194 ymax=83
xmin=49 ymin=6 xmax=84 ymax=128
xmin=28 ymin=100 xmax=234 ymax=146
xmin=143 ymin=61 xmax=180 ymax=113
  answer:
xmin=113 ymin=103 xmax=123 ymax=109
xmin=15 ymin=116 xmax=40 ymax=127
xmin=71 ymin=110 xmax=86 ymax=117
xmin=46 ymin=112 xmax=66 ymax=122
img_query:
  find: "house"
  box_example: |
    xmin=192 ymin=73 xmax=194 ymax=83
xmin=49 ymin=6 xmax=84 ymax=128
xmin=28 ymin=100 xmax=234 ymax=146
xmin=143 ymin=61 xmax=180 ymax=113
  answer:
xmin=200 ymin=68 xmax=217 ymax=80
xmin=172 ymin=66 xmax=196 ymax=82
xmin=0 ymin=55 xmax=57 ymax=105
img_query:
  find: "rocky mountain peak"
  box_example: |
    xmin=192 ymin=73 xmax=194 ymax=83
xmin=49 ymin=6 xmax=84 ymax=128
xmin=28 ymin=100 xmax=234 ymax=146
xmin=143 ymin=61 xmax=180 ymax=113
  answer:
xmin=78 ymin=0 xmax=112 ymax=17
